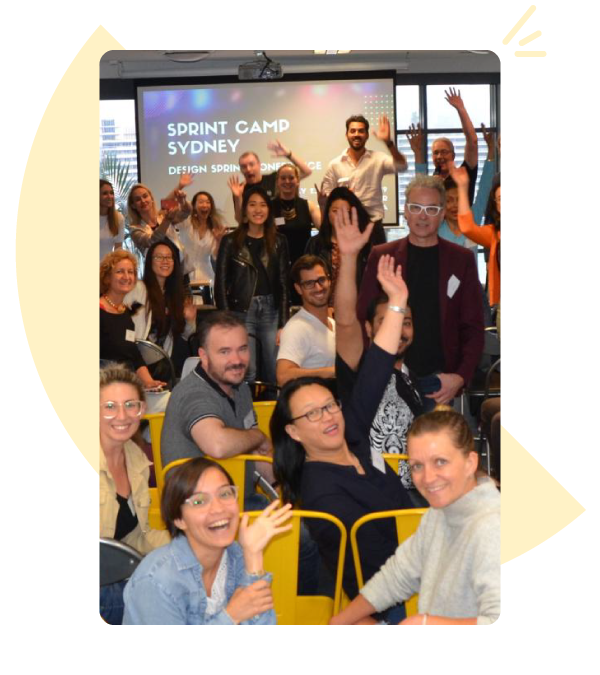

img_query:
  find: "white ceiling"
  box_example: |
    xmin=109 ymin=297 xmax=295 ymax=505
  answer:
xmin=100 ymin=50 xmax=500 ymax=79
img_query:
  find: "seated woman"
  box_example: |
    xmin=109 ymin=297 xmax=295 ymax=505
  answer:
xmin=177 ymin=191 xmax=227 ymax=299
xmin=125 ymin=239 xmax=197 ymax=377
xmin=99 ymin=364 xmax=170 ymax=624
xmin=100 ymin=250 xmax=166 ymax=391
xmin=271 ymin=252 xmax=413 ymax=612
xmin=330 ymin=407 xmax=500 ymax=625
xmin=122 ymin=457 xmax=292 ymax=624
xmin=305 ymin=187 xmax=385 ymax=305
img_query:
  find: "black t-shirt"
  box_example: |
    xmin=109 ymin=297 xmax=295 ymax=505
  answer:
xmin=272 ymin=197 xmax=312 ymax=267
xmin=243 ymin=172 xmax=277 ymax=200
xmin=404 ymin=242 xmax=445 ymax=376
xmin=114 ymin=493 xmax=139 ymax=541
xmin=100 ymin=308 xmax=145 ymax=371
xmin=245 ymin=236 xmax=271 ymax=296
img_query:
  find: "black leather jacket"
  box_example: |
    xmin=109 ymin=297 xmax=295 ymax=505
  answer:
xmin=215 ymin=232 xmax=290 ymax=327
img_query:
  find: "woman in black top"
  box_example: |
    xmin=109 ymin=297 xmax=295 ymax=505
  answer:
xmin=271 ymin=252 xmax=413 ymax=603
xmin=305 ymin=187 xmax=386 ymax=306
xmin=99 ymin=250 xmax=166 ymax=390
xmin=214 ymin=186 xmax=290 ymax=384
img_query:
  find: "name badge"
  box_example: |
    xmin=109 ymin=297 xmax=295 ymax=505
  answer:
xmin=275 ymin=217 xmax=286 ymax=226
xmin=447 ymin=274 xmax=461 ymax=299
xmin=125 ymin=329 xmax=136 ymax=343
xmin=371 ymin=449 xmax=386 ymax=474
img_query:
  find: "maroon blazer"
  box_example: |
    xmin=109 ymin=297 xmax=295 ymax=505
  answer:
xmin=357 ymin=236 xmax=484 ymax=386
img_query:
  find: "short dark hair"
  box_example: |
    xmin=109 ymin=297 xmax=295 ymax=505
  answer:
xmin=271 ymin=376 xmax=336 ymax=505
xmin=290 ymin=255 xmax=330 ymax=285
xmin=345 ymin=115 xmax=369 ymax=133
xmin=196 ymin=310 xmax=246 ymax=349
xmin=366 ymin=293 xmax=412 ymax=327
xmin=161 ymin=457 xmax=235 ymax=538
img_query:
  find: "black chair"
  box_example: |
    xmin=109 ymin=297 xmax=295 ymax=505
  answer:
xmin=100 ymin=538 xmax=143 ymax=587
xmin=136 ymin=339 xmax=177 ymax=389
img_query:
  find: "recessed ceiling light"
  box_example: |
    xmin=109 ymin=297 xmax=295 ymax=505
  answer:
xmin=313 ymin=50 xmax=352 ymax=55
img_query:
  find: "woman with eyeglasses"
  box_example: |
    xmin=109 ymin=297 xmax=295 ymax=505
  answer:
xmin=124 ymin=239 xmax=197 ymax=377
xmin=122 ymin=457 xmax=293 ymax=625
xmin=99 ymin=364 xmax=170 ymax=624
xmin=271 ymin=253 xmax=413 ymax=617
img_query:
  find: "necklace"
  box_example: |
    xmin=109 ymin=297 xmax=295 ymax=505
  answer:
xmin=280 ymin=198 xmax=296 ymax=221
xmin=103 ymin=295 xmax=126 ymax=313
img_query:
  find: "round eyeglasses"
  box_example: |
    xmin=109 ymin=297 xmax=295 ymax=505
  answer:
xmin=100 ymin=400 xmax=144 ymax=419
xmin=291 ymin=399 xmax=342 ymax=423
xmin=184 ymin=485 xmax=239 ymax=508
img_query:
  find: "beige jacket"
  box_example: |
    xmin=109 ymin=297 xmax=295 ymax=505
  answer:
xmin=100 ymin=440 xmax=170 ymax=554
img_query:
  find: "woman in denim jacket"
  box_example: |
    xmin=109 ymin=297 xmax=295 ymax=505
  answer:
xmin=123 ymin=457 xmax=292 ymax=625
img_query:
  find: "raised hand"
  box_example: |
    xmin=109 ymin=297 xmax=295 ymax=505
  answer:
xmin=481 ymin=123 xmax=496 ymax=160
xmin=376 ymin=254 xmax=408 ymax=306
xmin=178 ymin=173 xmax=194 ymax=190
xmin=183 ymin=297 xmax=197 ymax=324
xmin=239 ymin=500 xmax=293 ymax=556
xmin=444 ymin=87 xmax=465 ymax=111
xmin=226 ymin=580 xmax=274 ymax=624
xmin=406 ymin=123 xmax=424 ymax=155
xmin=447 ymin=160 xmax=470 ymax=190
xmin=228 ymin=175 xmax=245 ymax=199
xmin=314 ymin=181 xmax=328 ymax=212
xmin=374 ymin=114 xmax=391 ymax=142
xmin=332 ymin=206 xmax=375 ymax=256
xmin=267 ymin=139 xmax=290 ymax=158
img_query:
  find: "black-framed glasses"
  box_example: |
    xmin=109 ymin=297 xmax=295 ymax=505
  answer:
xmin=291 ymin=399 xmax=342 ymax=423
xmin=406 ymin=203 xmax=444 ymax=216
xmin=299 ymin=276 xmax=329 ymax=290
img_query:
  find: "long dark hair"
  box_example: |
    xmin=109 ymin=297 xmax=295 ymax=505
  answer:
xmin=191 ymin=191 xmax=224 ymax=233
xmin=141 ymin=239 xmax=186 ymax=339
xmin=100 ymin=179 xmax=119 ymax=237
xmin=233 ymin=185 xmax=276 ymax=256
xmin=271 ymin=376 xmax=336 ymax=505
xmin=484 ymin=174 xmax=501 ymax=231
xmin=318 ymin=187 xmax=371 ymax=248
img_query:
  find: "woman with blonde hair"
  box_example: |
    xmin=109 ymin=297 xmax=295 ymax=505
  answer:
xmin=100 ymin=249 xmax=167 ymax=390
xmin=100 ymin=179 xmax=124 ymax=260
xmin=99 ymin=364 xmax=170 ymax=623
xmin=330 ymin=406 xmax=500 ymax=625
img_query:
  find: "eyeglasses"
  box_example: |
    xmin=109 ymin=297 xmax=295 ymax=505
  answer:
xmin=291 ymin=399 xmax=342 ymax=423
xmin=406 ymin=203 xmax=444 ymax=216
xmin=432 ymin=149 xmax=452 ymax=157
xmin=184 ymin=486 xmax=239 ymax=508
xmin=101 ymin=400 xmax=144 ymax=419
xmin=299 ymin=276 xmax=329 ymax=290
xmin=153 ymin=255 xmax=174 ymax=262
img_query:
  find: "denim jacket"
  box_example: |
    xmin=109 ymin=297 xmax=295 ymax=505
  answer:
xmin=122 ymin=535 xmax=275 ymax=625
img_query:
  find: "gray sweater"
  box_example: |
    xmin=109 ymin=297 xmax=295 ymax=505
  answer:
xmin=361 ymin=477 xmax=500 ymax=625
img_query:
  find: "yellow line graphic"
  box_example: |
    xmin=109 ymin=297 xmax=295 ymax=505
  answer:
xmin=503 ymin=5 xmax=537 ymax=44
xmin=515 ymin=51 xmax=547 ymax=57
xmin=519 ymin=30 xmax=542 ymax=45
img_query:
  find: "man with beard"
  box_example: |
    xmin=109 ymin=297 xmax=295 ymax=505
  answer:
xmin=332 ymin=208 xmax=426 ymax=505
xmin=276 ymin=255 xmax=336 ymax=386
xmin=160 ymin=311 xmax=271 ymax=474
xmin=321 ymin=114 xmax=408 ymax=225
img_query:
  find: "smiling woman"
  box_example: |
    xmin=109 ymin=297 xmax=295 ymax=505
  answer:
xmin=122 ymin=457 xmax=293 ymax=625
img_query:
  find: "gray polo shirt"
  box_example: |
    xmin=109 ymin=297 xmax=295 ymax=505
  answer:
xmin=160 ymin=364 xmax=256 ymax=467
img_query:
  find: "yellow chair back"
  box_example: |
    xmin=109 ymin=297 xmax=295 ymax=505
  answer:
xmin=161 ymin=455 xmax=274 ymax=512
xmin=350 ymin=508 xmax=427 ymax=617
xmin=245 ymin=510 xmax=346 ymax=625
xmin=382 ymin=453 xmax=409 ymax=474
xmin=143 ymin=413 xmax=166 ymax=494
xmin=253 ymin=401 xmax=276 ymax=439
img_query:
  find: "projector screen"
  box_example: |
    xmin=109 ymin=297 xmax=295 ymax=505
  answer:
xmin=137 ymin=78 xmax=397 ymax=226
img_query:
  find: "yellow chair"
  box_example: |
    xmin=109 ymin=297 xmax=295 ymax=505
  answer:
xmin=350 ymin=508 xmax=427 ymax=617
xmin=245 ymin=510 xmax=346 ymax=625
xmin=253 ymin=401 xmax=276 ymax=439
xmin=147 ymin=487 xmax=165 ymax=530
xmin=382 ymin=453 xmax=409 ymax=474
xmin=143 ymin=413 xmax=166 ymax=494
xmin=162 ymin=455 xmax=274 ymax=512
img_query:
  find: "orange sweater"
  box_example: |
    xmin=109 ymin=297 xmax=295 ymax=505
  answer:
xmin=458 ymin=213 xmax=500 ymax=306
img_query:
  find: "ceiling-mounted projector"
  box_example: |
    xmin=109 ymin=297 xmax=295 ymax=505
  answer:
xmin=238 ymin=51 xmax=283 ymax=81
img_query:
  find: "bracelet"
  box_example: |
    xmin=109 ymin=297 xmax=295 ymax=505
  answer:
xmin=247 ymin=569 xmax=265 ymax=577
xmin=422 ymin=613 xmax=428 ymax=625
xmin=388 ymin=305 xmax=406 ymax=314
xmin=386 ymin=139 xmax=394 ymax=148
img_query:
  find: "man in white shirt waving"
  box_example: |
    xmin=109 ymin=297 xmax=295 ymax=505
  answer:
xmin=321 ymin=114 xmax=408 ymax=225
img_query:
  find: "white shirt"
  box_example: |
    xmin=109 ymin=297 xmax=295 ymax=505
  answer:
xmin=176 ymin=218 xmax=216 ymax=283
xmin=322 ymin=148 xmax=398 ymax=220
xmin=277 ymin=308 xmax=335 ymax=368
xmin=99 ymin=212 xmax=124 ymax=261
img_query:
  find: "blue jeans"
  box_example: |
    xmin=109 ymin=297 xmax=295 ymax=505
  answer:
xmin=100 ymin=580 xmax=128 ymax=625
xmin=237 ymin=295 xmax=279 ymax=384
